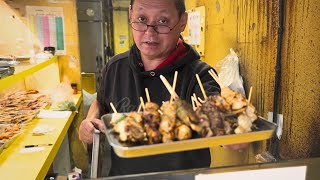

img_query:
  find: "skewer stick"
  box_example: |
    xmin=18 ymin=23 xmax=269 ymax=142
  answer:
xmin=195 ymin=74 xmax=207 ymax=100
xmin=197 ymin=97 xmax=206 ymax=104
xmin=137 ymin=103 xmax=142 ymax=112
xmin=193 ymin=93 xmax=202 ymax=107
xmin=208 ymin=69 xmax=224 ymax=88
xmin=145 ymin=88 xmax=151 ymax=102
xmin=210 ymin=69 xmax=223 ymax=86
xmin=139 ymin=97 xmax=145 ymax=110
xmin=248 ymin=86 xmax=253 ymax=104
xmin=110 ymin=102 xmax=118 ymax=113
xmin=160 ymin=75 xmax=179 ymax=98
xmin=170 ymin=71 xmax=178 ymax=102
xmin=191 ymin=96 xmax=197 ymax=111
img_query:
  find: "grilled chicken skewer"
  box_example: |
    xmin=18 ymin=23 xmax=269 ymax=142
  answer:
xmin=143 ymin=102 xmax=162 ymax=144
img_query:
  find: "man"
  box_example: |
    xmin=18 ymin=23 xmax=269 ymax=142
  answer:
xmin=79 ymin=0 xmax=221 ymax=176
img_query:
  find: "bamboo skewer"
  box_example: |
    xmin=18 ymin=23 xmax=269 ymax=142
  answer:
xmin=110 ymin=102 xmax=118 ymax=113
xmin=195 ymin=74 xmax=208 ymax=100
xmin=145 ymin=88 xmax=151 ymax=102
xmin=208 ymin=69 xmax=225 ymax=88
xmin=139 ymin=97 xmax=145 ymax=110
xmin=248 ymin=86 xmax=253 ymax=104
xmin=160 ymin=75 xmax=179 ymax=99
xmin=197 ymin=97 xmax=206 ymax=104
xmin=191 ymin=96 xmax=196 ymax=111
xmin=170 ymin=71 xmax=178 ymax=102
xmin=193 ymin=93 xmax=202 ymax=107
xmin=137 ymin=103 xmax=142 ymax=112
xmin=158 ymin=110 xmax=163 ymax=115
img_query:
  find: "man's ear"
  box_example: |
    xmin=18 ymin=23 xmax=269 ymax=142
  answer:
xmin=178 ymin=12 xmax=188 ymax=32
xmin=129 ymin=5 xmax=132 ymax=22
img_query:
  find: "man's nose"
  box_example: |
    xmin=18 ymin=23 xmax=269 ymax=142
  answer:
xmin=145 ymin=25 xmax=157 ymax=34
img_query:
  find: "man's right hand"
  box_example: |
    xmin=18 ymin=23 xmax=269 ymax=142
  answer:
xmin=79 ymin=118 xmax=106 ymax=144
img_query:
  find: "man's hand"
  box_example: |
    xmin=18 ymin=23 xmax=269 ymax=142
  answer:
xmin=79 ymin=118 xmax=105 ymax=144
xmin=222 ymin=143 xmax=249 ymax=152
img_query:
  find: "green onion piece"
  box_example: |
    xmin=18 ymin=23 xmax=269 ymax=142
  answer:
xmin=115 ymin=114 xmax=127 ymax=124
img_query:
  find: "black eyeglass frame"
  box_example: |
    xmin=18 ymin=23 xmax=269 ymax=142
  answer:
xmin=129 ymin=21 xmax=180 ymax=34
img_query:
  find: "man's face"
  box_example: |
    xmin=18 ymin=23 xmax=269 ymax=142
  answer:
xmin=129 ymin=0 xmax=187 ymax=61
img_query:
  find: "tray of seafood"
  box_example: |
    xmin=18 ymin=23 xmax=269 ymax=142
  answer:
xmin=0 ymin=124 xmax=23 ymax=148
xmin=102 ymin=93 xmax=277 ymax=158
xmin=0 ymin=90 xmax=50 ymax=124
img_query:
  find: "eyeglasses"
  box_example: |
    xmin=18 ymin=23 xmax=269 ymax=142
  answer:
xmin=130 ymin=21 xmax=179 ymax=34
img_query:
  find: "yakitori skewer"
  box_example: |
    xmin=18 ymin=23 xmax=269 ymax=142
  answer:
xmin=191 ymin=96 xmax=196 ymax=110
xmin=160 ymin=75 xmax=179 ymax=99
xmin=192 ymin=93 xmax=202 ymax=107
xmin=145 ymin=88 xmax=151 ymax=103
xmin=137 ymin=103 xmax=142 ymax=112
xmin=170 ymin=71 xmax=178 ymax=102
xmin=248 ymin=86 xmax=253 ymax=104
xmin=110 ymin=102 xmax=118 ymax=113
xmin=139 ymin=96 xmax=145 ymax=110
xmin=208 ymin=69 xmax=224 ymax=88
xmin=195 ymin=74 xmax=207 ymax=100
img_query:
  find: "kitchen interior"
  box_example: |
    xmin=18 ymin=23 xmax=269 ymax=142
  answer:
xmin=0 ymin=0 xmax=319 ymax=179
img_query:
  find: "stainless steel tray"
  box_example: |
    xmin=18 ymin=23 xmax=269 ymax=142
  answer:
xmin=101 ymin=114 xmax=277 ymax=158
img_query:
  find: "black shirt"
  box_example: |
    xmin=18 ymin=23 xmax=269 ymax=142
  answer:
xmin=97 ymin=42 xmax=220 ymax=176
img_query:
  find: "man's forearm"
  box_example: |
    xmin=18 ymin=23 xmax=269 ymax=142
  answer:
xmin=86 ymin=99 xmax=100 ymax=119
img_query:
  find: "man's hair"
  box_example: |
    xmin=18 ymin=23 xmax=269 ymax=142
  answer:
xmin=130 ymin=0 xmax=186 ymax=17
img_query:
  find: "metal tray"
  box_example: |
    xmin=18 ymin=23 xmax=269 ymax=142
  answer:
xmin=0 ymin=60 xmax=19 ymax=67
xmin=101 ymin=114 xmax=277 ymax=158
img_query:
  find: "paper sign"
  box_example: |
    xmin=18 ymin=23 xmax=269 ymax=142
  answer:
xmin=26 ymin=6 xmax=66 ymax=55
xmin=188 ymin=11 xmax=201 ymax=45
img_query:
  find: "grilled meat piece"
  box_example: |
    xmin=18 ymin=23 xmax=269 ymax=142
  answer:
xmin=161 ymin=131 xmax=175 ymax=143
xmin=175 ymin=99 xmax=198 ymax=125
xmin=143 ymin=102 xmax=162 ymax=144
xmin=174 ymin=123 xmax=192 ymax=140
xmin=201 ymin=96 xmax=226 ymax=136
xmin=145 ymin=125 xmax=162 ymax=144
xmin=143 ymin=102 xmax=161 ymax=125
xmin=195 ymin=108 xmax=213 ymax=137
xmin=235 ymin=114 xmax=252 ymax=134
xmin=117 ymin=114 xmax=145 ymax=142
xmin=159 ymin=101 xmax=176 ymax=133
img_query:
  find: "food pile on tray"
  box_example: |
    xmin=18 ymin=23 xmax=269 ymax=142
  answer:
xmin=0 ymin=124 xmax=23 ymax=151
xmin=108 ymin=70 xmax=259 ymax=146
xmin=0 ymin=90 xmax=50 ymax=124
xmin=0 ymin=90 xmax=51 ymax=152
xmin=0 ymin=124 xmax=22 ymax=143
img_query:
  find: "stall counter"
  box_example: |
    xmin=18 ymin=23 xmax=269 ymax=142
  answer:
xmin=95 ymin=157 xmax=320 ymax=180
xmin=0 ymin=94 xmax=82 ymax=180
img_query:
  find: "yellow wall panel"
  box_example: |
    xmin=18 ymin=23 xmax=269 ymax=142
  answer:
xmin=113 ymin=0 xmax=131 ymax=54
xmin=280 ymin=0 xmax=320 ymax=159
xmin=185 ymin=0 xmax=277 ymax=167
xmin=113 ymin=10 xmax=130 ymax=54
xmin=186 ymin=0 xmax=320 ymax=162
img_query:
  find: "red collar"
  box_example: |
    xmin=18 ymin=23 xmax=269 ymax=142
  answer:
xmin=156 ymin=38 xmax=188 ymax=69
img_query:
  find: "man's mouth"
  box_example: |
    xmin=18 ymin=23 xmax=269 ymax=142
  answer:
xmin=144 ymin=41 xmax=158 ymax=45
